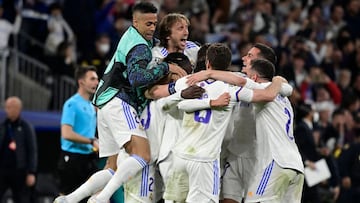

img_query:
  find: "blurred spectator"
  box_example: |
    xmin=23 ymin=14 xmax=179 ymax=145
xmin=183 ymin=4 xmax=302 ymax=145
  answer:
xmin=44 ymin=2 xmax=74 ymax=55
xmin=321 ymin=45 xmax=343 ymax=82
xmin=108 ymin=15 xmax=131 ymax=51
xmin=56 ymin=66 xmax=99 ymax=203
xmin=0 ymin=4 xmax=21 ymax=50
xmin=250 ymin=0 xmax=278 ymax=47
xmin=321 ymin=108 xmax=346 ymax=153
xmin=300 ymin=66 xmax=342 ymax=105
xmin=208 ymin=0 xmax=230 ymax=33
xmin=61 ymin=0 xmax=96 ymax=59
xmin=343 ymin=0 xmax=360 ymax=39
xmin=337 ymin=69 xmax=353 ymax=98
xmin=294 ymin=103 xmax=322 ymax=203
xmin=95 ymin=0 xmax=116 ymax=35
xmin=46 ymin=40 xmax=77 ymax=110
xmin=80 ymin=33 xmax=112 ymax=79
xmin=0 ymin=96 xmax=37 ymax=203
xmin=51 ymin=41 xmax=77 ymax=78
xmin=337 ymin=127 xmax=360 ymax=203
xmin=325 ymin=3 xmax=346 ymax=41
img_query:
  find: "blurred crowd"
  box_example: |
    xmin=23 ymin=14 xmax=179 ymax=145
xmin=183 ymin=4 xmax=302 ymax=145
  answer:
xmin=1 ymin=0 xmax=360 ymax=202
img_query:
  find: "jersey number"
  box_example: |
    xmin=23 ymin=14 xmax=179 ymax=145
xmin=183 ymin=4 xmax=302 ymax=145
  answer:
xmin=284 ymin=107 xmax=294 ymax=140
xmin=149 ymin=177 xmax=154 ymax=192
xmin=194 ymin=109 xmax=212 ymax=124
xmin=140 ymin=105 xmax=151 ymax=130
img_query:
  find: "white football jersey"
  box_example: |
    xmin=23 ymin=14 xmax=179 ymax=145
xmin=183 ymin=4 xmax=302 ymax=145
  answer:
xmin=226 ymin=75 xmax=293 ymax=159
xmin=226 ymin=101 xmax=257 ymax=158
xmin=252 ymin=83 xmax=304 ymax=173
xmin=140 ymin=92 xmax=183 ymax=163
xmin=150 ymin=41 xmax=199 ymax=68
xmin=173 ymin=79 xmax=239 ymax=161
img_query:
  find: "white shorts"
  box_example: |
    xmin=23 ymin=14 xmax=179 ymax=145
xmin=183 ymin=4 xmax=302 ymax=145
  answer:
xmin=222 ymin=154 xmax=256 ymax=202
xmin=245 ymin=160 xmax=304 ymax=203
xmin=97 ymin=97 xmax=147 ymax=158
xmin=164 ymin=155 xmax=220 ymax=203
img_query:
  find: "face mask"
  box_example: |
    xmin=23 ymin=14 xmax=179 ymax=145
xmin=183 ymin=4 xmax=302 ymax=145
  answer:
xmin=99 ymin=43 xmax=110 ymax=54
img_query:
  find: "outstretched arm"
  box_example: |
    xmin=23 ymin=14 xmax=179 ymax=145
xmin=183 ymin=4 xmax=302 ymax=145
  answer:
xmin=177 ymin=92 xmax=231 ymax=112
xmin=231 ymin=76 xmax=284 ymax=103
xmin=244 ymin=76 xmax=293 ymax=96
xmin=186 ymin=70 xmax=247 ymax=86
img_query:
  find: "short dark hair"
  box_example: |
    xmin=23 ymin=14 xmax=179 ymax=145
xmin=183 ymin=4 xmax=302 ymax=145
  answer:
xmin=132 ymin=2 xmax=157 ymax=15
xmin=253 ymin=43 xmax=277 ymax=65
xmin=206 ymin=43 xmax=231 ymax=71
xmin=250 ymin=59 xmax=275 ymax=81
xmin=75 ymin=66 xmax=97 ymax=82
xmin=194 ymin=43 xmax=211 ymax=73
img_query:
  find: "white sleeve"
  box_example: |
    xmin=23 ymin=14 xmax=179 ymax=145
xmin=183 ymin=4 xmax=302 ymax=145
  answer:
xmin=177 ymin=98 xmax=211 ymax=112
xmin=245 ymin=78 xmax=293 ymax=96
xmin=12 ymin=15 xmax=22 ymax=34
xmin=279 ymin=83 xmax=293 ymax=96
xmin=174 ymin=77 xmax=189 ymax=92
xmin=150 ymin=47 xmax=164 ymax=68
xmin=157 ymin=91 xmax=183 ymax=112
xmin=228 ymin=85 xmax=254 ymax=103
xmin=244 ymin=78 xmax=264 ymax=89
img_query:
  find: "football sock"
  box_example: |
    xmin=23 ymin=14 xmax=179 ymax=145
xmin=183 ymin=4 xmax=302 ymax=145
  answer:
xmin=96 ymin=155 xmax=148 ymax=201
xmin=66 ymin=168 xmax=114 ymax=202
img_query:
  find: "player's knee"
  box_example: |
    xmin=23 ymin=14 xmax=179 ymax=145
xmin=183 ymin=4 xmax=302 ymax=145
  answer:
xmin=138 ymin=153 xmax=151 ymax=163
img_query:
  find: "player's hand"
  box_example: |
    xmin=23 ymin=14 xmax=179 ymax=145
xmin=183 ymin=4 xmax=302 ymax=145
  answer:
xmin=169 ymin=64 xmax=187 ymax=78
xmin=210 ymin=92 xmax=230 ymax=107
xmin=92 ymin=139 xmax=99 ymax=152
xmin=305 ymin=160 xmax=316 ymax=170
xmin=186 ymin=70 xmax=211 ymax=85
xmin=181 ymin=85 xmax=205 ymax=99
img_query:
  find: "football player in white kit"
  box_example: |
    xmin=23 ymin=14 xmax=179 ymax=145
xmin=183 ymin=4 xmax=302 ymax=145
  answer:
xmin=148 ymin=13 xmax=200 ymax=203
xmin=188 ymin=57 xmax=304 ymax=203
xmin=150 ymin=13 xmax=199 ymax=70
xmin=164 ymin=43 xmax=288 ymax=203
xmin=243 ymin=59 xmax=304 ymax=203
xmin=186 ymin=43 xmax=295 ymax=203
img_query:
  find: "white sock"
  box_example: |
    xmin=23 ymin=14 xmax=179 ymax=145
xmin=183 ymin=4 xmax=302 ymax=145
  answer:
xmin=66 ymin=168 xmax=114 ymax=202
xmin=96 ymin=155 xmax=147 ymax=201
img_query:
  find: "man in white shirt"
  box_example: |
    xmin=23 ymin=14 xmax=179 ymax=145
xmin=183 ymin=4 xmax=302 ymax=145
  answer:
xmin=187 ymin=49 xmax=304 ymax=203
xmin=148 ymin=13 xmax=199 ymax=203
xmin=164 ymin=43 xmax=287 ymax=202
xmin=186 ymin=43 xmax=295 ymax=203
xmin=150 ymin=13 xmax=199 ymax=71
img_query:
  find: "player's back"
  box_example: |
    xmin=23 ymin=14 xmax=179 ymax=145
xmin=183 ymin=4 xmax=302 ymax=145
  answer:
xmin=173 ymin=80 xmax=234 ymax=162
xmin=255 ymin=93 xmax=304 ymax=173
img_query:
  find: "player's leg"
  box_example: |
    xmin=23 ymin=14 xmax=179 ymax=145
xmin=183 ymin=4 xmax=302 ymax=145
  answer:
xmin=222 ymin=154 xmax=242 ymax=203
xmin=281 ymin=171 xmax=304 ymax=203
xmin=186 ymin=158 xmax=220 ymax=203
xmin=91 ymin=98 xmax=150 ymax=202
xmin=245 ymin=161 xmax=301 ymax=203
xmin=123 ymin=162 xmax=157 ymax=203
xmin=163 ymin=155 xmax=189 ymax=202
xmin=54 ymin=108 xmax=120 ymax=203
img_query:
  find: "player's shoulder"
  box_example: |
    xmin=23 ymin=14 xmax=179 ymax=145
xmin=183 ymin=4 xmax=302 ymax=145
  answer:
xmin=185 ymin=41 xmax=200 ymax=50
xmin=152 ymin=46 xmax=169 ymax=58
